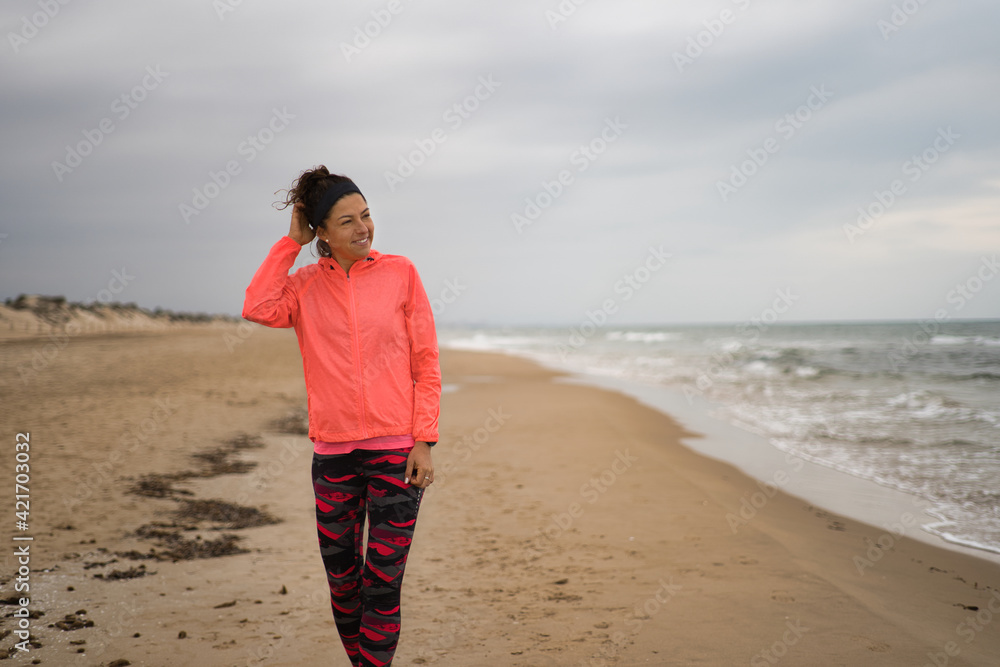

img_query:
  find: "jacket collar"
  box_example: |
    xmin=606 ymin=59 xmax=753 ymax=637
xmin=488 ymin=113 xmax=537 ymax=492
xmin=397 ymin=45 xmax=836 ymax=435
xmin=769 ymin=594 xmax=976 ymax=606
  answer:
xmin=319 ymin=249 xmax=381 ymax=274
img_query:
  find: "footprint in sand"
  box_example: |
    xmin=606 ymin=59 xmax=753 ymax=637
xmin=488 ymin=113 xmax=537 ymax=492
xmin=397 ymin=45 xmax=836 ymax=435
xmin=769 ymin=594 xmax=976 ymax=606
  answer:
xmin=851 ymin=635 xmax=891 ymax=653
xmin=770 ymin=590 xmax=795 ymax=603
xmin=516 ymin=656 xmax=559 ymax=667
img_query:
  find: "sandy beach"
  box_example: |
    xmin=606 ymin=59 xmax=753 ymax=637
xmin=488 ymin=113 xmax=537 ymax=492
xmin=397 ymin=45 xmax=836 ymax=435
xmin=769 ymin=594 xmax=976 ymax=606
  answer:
xmin=2 ymin=323 xmax=999 ymax=666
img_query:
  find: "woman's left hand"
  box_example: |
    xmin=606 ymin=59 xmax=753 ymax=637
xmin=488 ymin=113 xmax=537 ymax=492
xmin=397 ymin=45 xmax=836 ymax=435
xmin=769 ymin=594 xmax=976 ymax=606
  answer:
xmin=405 ymin=441 xmax=434 ymax=488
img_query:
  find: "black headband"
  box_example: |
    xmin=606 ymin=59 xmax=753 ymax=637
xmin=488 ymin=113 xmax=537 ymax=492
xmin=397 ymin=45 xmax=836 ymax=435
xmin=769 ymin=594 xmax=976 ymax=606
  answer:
xmin=311 ymin=180 xmax=365 ymax=228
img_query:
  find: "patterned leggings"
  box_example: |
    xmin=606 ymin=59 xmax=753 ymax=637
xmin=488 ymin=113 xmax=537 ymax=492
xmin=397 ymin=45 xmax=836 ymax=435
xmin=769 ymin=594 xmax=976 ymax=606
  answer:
xmin=311 ymin=448 xmax=423 ymax=667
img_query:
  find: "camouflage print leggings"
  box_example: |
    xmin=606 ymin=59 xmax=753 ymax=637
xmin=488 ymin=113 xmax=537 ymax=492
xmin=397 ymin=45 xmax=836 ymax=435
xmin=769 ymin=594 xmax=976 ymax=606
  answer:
xmin=312 ymin=448 xmax=423 ymax=667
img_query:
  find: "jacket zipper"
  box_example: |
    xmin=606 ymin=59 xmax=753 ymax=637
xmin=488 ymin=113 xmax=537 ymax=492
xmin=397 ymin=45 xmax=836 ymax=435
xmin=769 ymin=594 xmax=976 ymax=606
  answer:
xmin=345 ymin=270 xmax=368 ymax=438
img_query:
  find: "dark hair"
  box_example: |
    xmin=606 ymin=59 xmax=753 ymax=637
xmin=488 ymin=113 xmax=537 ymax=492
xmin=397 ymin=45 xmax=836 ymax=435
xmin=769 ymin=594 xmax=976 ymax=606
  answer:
xmin=275 ymin=165 xmax=355 ymax=258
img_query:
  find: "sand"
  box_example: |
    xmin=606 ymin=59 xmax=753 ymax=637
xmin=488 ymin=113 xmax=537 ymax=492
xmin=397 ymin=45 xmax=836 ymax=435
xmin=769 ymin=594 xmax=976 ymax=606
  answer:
xmin=1 ymin=324 xmax=998 ymax=666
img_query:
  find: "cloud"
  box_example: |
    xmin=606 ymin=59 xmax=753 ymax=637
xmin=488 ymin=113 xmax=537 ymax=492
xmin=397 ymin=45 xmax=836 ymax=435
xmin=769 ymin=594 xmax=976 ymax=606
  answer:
xmin=1 ymin=0 xmax=997 ymax=324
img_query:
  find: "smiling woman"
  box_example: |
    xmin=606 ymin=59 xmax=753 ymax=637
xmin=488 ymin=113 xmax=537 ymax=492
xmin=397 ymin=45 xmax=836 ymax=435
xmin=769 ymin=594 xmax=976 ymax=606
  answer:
xmin=242 ymin=165 xmax=441 ymax=667
xmin=314 ymin=189 xmax=374 ymax=269
xmin=276 ymin=168 xmax=370 ymax=262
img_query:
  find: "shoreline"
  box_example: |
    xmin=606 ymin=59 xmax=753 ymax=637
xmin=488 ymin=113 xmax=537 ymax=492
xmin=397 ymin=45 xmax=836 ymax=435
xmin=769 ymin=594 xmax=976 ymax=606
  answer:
xmin=427 ymin=348 xmax=1000 ymax=665
xmin=442 ymin=340 xmax=1000 ymax=567
xmin=559 ymin=372 xmax=1000 ymax=567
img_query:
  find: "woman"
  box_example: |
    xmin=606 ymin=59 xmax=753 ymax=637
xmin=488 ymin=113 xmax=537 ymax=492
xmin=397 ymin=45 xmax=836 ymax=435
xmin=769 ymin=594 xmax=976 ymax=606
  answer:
xmin=242 ymin=166 xmax=440 ymax=667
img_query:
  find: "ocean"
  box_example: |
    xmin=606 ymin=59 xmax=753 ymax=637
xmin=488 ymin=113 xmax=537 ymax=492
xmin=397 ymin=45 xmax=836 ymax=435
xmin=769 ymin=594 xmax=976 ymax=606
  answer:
xmin=439 ymin=320 xmax=1000 ymax=558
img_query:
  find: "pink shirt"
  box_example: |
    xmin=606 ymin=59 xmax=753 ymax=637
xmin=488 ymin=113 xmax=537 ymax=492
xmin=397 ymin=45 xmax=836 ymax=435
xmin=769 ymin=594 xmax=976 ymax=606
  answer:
xmin=243 ymin=237 xmax=440 ymax=444
xmin=314 ymin=433 xmax=415 ymax=456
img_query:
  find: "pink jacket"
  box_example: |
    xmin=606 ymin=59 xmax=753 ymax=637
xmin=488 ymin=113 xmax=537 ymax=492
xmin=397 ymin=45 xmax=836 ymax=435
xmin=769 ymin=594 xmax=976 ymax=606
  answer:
xmin=242 ymin=236 xmax=440 ymax=444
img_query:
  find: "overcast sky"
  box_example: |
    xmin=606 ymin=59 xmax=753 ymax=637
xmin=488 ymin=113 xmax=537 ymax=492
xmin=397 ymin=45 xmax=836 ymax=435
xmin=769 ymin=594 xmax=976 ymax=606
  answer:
xmin=1 ymin=0 xmax=998 ymax=326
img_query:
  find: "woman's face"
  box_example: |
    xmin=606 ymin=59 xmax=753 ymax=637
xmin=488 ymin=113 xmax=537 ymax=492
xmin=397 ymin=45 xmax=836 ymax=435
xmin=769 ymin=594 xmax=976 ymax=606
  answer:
xmin=321 ymin=193 xmax=373 ymax=268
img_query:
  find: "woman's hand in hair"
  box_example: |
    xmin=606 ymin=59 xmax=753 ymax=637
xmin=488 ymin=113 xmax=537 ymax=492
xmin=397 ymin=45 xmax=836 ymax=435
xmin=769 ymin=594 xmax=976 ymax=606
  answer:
xmin=287 ymin=203 xmax=315 ymax=245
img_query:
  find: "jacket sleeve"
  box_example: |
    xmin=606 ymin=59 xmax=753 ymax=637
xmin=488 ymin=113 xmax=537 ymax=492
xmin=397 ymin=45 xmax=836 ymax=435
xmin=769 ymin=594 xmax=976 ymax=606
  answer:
xmin=404 ymin=261 xmax=441 ymax=443
xmin=242 ymin=236 xmax=302 ymax=328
